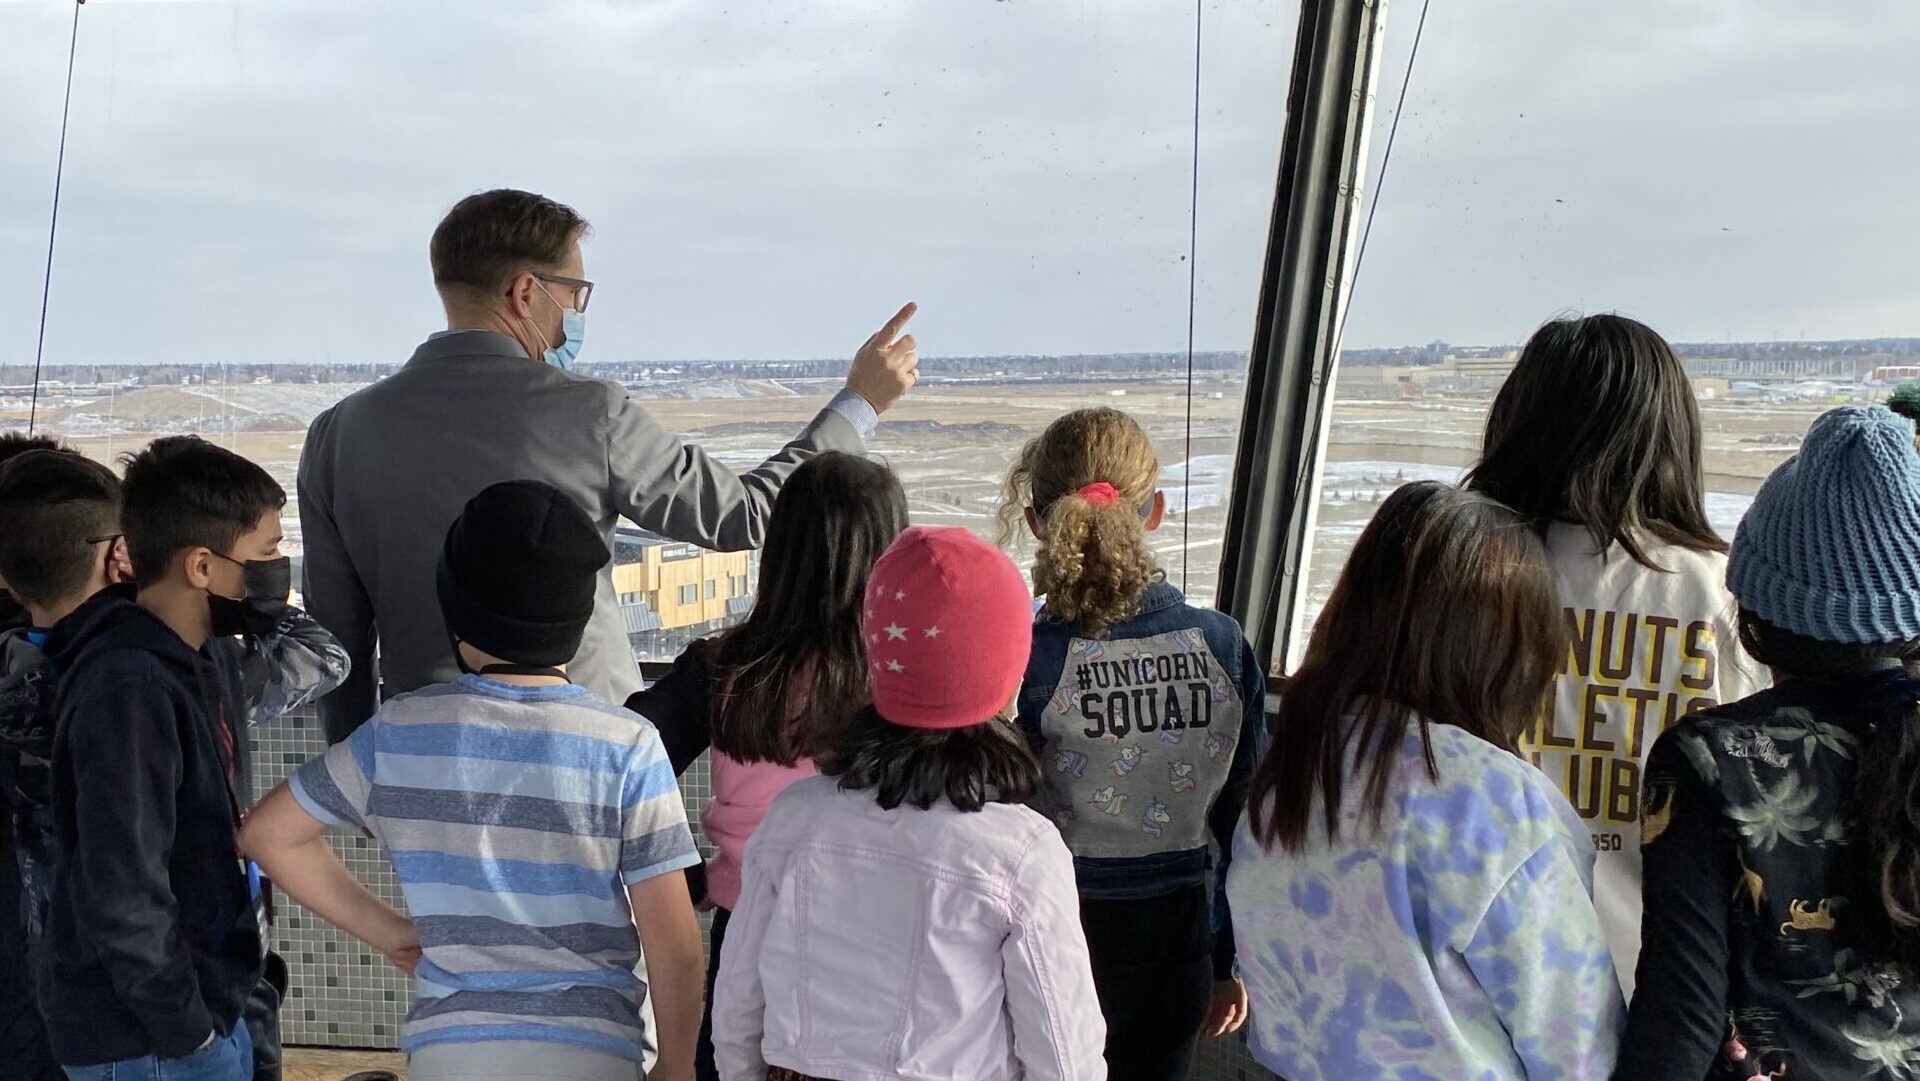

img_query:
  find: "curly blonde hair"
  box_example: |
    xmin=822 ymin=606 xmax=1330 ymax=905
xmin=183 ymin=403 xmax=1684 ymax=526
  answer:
xmin=996 ymin=407 xmax=1162 ymax=634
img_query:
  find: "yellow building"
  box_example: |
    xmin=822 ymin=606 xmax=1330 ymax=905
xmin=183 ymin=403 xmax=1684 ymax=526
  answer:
xmin=611 ymin=526 xmax=755 ymax=659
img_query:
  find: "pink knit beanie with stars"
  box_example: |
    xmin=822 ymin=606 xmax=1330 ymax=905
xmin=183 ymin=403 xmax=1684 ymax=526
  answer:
xmin=864 ymin=526 xmax=1035 ymax=729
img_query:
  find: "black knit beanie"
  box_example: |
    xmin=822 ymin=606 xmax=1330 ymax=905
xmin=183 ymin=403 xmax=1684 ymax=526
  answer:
xmin=436 ymin=480 xmax=610 ymax=667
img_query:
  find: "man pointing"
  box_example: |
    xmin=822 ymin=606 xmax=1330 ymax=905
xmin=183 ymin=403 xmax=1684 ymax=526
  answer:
xmin=299 ymin=188 xmax=918 ymax=743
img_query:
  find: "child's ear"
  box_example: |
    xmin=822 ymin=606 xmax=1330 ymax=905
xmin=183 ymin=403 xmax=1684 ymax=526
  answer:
xmin=181 ymin=547 xmax=217 ymax=590
xmin=108 ymin=537 xmax=133 ymax=585
xmin=1024 ymin=506 xmax=1045 ymax=541
xmin=1144 ymin=490 xmax=1167 ymax=533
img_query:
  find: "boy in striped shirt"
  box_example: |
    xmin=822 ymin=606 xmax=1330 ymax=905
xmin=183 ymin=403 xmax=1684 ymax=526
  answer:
xmin=242 ymin=481 xmax=704 ymax=1081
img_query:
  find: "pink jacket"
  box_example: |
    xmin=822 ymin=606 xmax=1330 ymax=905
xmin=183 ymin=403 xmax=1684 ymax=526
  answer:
xmin=703 ymin=749 xmax=816 ymax=911
xmin=713 ymin=776 xmax=1107 ymax=1081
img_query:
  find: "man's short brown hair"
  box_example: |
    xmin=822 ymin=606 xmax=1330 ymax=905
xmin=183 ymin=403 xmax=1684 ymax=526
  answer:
xmin=430 ymin=189 xmax=590 ymax=298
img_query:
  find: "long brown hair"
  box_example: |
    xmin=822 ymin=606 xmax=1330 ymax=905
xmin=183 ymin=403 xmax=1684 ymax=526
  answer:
xmin=1246 ymin=482 xmax=1568 ymax=852
xmin=1466 ymin=313 xmax=1723 ymax=570
xmin=996 ymin=407 xmax=1161 ymax=634
xmin=709 ymin=452 xmax=908 ymax=765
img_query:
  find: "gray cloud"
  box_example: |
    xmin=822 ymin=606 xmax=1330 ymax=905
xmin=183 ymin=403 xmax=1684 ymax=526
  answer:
xmin=1 ymin=0 xmax=1913 ymax=369
xmin=1344 ymin=0 xmax=1920 ymax=347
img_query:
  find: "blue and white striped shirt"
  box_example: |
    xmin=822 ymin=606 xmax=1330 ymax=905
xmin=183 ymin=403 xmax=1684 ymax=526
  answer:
xmin=290 ymin=674 xmax=700 ymax=1061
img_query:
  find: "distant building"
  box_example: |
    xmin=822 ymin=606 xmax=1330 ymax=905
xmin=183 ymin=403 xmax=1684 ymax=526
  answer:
xmin=612 ymin=526 xmax=755 ymax=661
xmin=1335 ymin=351 xmax=1518 ymax=394
xmin=1445 ymin=352 xmax=1519 ymax=389
xmin=1683 ymin=355 xmax=1868 ymax=381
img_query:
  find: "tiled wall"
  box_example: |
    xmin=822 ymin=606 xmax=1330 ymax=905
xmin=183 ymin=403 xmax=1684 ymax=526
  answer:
xmin=1195 ymin=1032 xmax=1278 ymax=1081
xmin=252 ymin=705 xmax=413 ymax=1047
xmin=252 ymin=705 xmax=1274 ymax=1077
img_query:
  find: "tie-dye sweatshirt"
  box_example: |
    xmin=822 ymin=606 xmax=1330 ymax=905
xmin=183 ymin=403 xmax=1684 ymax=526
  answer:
xmin=1226 ymin=717 xmax=1625 ymax=1081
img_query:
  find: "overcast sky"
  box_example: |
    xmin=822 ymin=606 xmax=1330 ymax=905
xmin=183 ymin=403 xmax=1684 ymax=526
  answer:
xmin=1 ymin=0 xmax=1915 ymax=367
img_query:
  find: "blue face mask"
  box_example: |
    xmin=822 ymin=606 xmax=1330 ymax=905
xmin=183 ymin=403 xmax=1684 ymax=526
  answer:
xmin=531 ymin=281 xmax=586 ymax=370
xmin=546 ymin=308 xmax=586 ymax=371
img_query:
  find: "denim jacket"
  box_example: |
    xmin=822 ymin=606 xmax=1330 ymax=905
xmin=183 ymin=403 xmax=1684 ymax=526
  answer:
xmin=1017 ymin=582 xmax=1266 ymax=977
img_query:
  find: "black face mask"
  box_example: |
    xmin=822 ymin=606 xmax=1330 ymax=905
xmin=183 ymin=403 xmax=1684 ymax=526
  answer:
xmin=208 ymin=554 xmax=293 ymax=638
xmin=209 ymin=552 xmax=291 ymax=602
xmin=238 ymin=555 xmax=292 ymax=603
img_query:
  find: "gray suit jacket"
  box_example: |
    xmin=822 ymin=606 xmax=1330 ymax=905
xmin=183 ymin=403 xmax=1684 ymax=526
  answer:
xmin=298 ymin=330 xmax=867 ymax=743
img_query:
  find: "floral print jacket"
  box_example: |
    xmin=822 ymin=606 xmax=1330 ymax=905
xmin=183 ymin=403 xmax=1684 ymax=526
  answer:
xmin=1617 ymin=671 xmax=1920 ymax=1081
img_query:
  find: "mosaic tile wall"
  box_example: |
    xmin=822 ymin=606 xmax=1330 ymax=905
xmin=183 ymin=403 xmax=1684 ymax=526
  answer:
xmin=1196 ymin=1033 xmax=1279 ymax=1081
xmin=253 ymin=704 xmax=1276 ymax=1077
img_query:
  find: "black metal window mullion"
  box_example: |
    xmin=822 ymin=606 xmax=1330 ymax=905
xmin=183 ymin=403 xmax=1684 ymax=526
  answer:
xmin=1216 ymin=0 xmax=1389 ymax=673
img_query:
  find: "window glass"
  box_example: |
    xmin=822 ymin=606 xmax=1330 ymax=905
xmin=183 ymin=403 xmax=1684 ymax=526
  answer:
xmin=0 ymin=0 xmax=1294 ymax=668
xmin=1305 ymin=1 xmax=1920 ymax=648
xmin=0 ymin=10 xmax=1293 ymax=1067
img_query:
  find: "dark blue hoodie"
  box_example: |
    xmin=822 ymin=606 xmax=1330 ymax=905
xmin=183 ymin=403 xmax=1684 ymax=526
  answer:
xmin=38 ymin=587 xmax=261 ymax=1066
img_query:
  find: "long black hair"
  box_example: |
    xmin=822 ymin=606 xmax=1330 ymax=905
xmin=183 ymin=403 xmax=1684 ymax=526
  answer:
xmin=1246 ymin=482 xmax=1568 ymax=851
xmin=1739 ymin=610 xmax=1920 ymax=970
xmin=820 ymin=707 xmax=1042 ymax=813
xmin=1466 ymin=313 xmax=1723 ymax=570
xmin=709 ymin=452 xmax=908 ymax=765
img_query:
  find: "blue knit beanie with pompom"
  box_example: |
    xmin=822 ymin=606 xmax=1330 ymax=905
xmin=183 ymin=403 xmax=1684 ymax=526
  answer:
xmin=1729 ymin=405 xmax=1920 ymax=644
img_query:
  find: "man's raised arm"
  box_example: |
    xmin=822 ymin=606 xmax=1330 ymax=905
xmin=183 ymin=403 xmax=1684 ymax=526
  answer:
xmin=607 ymin=302 xmax=919 ymax=551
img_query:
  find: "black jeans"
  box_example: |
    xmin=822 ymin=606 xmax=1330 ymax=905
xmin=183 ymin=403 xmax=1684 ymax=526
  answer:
xmin=695 ymin=906 xmax=731 ymax=1081
xmin=1081 ymin=883 xmax=1214 ymax=1081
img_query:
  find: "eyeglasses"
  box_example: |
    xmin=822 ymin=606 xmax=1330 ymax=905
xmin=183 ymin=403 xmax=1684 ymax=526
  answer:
xmin=535 ymin=273 xmax=595 ymax=314
xmin=86 ymin=533 xmax=122 ymax=546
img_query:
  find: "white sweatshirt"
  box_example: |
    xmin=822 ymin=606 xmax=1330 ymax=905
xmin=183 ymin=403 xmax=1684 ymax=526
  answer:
xmin=1531 ymin=522 xmax=1766 ymax=996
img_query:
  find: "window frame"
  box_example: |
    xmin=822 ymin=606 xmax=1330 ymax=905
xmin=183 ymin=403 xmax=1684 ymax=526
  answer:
xmin=1216 ymin=0 xmax=1389 ymax=674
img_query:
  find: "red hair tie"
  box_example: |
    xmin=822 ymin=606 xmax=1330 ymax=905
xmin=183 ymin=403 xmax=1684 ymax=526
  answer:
xmin=1077 ymin=481 xmax=1122 ymax=506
